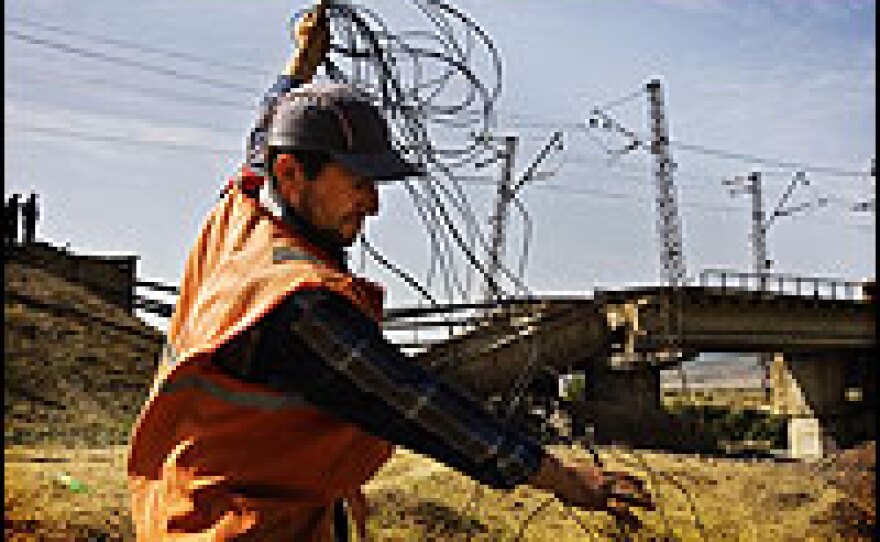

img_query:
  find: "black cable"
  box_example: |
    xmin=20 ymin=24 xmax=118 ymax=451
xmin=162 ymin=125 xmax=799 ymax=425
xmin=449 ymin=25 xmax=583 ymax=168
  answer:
xmin=7 ymin=2 xmax=528 ymax=306
xmin=6 ymin=123 xmax=237 ymax=154
xmin=361 ymin=237 xmax=436 ymax=304
xmin=5 ymin=64 xmax=248 ymax=110
xmin=6 ymin=16 xmax=265 ymax=75
xmin=321 ymin=2 xmax=530 ymax=300
xmin=670 ymin=141 xmax=869 ymax=177
xmin=5 ymin=29 xmax=256 ymax=95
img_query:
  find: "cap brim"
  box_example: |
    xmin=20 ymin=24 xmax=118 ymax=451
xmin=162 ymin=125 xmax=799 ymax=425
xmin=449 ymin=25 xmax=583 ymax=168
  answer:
xmin=331 ymin=150 xmax=425 ymax=183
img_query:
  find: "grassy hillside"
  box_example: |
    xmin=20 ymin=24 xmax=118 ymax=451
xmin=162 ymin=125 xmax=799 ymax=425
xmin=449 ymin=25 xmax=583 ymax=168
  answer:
xmin=5 ymin=260 xmax=162 ymax=446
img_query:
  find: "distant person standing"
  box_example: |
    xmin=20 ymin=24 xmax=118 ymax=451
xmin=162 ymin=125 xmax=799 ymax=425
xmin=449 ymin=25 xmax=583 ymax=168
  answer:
xmin=5 ymin=193 xmax=21 ymax=246
xmin=22 ymin=192 xmax=39 ymax=245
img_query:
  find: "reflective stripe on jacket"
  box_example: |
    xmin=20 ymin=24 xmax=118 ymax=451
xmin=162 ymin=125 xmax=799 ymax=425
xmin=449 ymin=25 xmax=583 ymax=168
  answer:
xmin=127 ymin=179 xmax=392 ymax=541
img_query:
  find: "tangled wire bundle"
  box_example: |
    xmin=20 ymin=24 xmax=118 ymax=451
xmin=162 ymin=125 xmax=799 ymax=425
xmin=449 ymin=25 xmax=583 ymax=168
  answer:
xmin=282 ymin=0 xmax=533 ymax=305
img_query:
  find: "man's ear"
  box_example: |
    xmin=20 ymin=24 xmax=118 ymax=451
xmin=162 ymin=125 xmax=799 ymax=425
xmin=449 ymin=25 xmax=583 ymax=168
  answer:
xmin=273 ymin=153 xmax=308 ymax=207
xmin=273 ymin=153 xmax=304 ymax=186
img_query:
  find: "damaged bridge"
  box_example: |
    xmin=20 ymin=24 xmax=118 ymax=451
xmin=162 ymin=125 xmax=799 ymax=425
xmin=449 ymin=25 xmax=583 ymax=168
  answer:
xmin=386 ymin=271 xmax=875 ymax=458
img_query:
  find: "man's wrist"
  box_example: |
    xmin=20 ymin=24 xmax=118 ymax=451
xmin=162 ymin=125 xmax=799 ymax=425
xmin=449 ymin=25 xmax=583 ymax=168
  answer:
xmin=282 ymin=59 xmax=308 ymax=79
xmin=527 ymin=452 xmax=564 ymax=492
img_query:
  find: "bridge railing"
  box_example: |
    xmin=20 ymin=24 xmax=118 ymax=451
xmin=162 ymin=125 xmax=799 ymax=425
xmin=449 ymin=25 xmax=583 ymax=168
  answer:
xmin=134 ymin=279 xmax=179 ymax=318
xmin=130 ymin=279 xmax=517 ymax=352
xmin=136 ymin=279 xmax=180 ymax=295
xmin=698 ymin=269 xmax=866 ymax=301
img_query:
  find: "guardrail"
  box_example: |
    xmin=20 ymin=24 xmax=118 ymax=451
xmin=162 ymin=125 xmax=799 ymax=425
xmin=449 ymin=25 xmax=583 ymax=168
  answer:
xmin=698 ymin=269 xmax=867 ymax=301
xmin=133 ymin=296 xmax=175 ymax=318
xmin=136 ymin=279 xmax=180 ymax=295
xmin=134 ymin=279 xmax=179 ymax=318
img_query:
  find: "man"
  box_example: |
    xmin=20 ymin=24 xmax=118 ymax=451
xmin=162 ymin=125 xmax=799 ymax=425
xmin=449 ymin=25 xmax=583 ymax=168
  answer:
xmin=5 ymin=193 xmax=21 ymax=247
xmin=22 ymin=192 xmax=38 ymax=245
xmin=127 ymin=8 xmax=652 ymax=541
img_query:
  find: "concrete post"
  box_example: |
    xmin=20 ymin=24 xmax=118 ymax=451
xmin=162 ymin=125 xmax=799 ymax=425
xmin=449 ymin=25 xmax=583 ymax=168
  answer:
xmin=579 ymin=364 xmax=665 ymax=446
xmin=771 ymin=352 xmax=873 ymax=459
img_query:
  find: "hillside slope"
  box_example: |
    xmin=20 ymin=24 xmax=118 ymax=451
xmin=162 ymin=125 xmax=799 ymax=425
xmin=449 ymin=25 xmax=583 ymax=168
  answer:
xmin=5 ymin=260 xmax=162 ymax=445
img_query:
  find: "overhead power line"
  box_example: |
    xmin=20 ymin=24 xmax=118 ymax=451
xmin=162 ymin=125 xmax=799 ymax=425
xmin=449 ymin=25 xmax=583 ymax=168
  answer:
xmin=6 ymin=15 xmax=266 ymax=75
xmin=5 ymin=29 xmax=256 ymax=96
xmin=593 ymin=87 xmax=646 ymax=112
xmin=5 ymin=66 xmax=247 ymax=110
xmin=7 ymin=123 xmax=238 ymax=155
xmin=508 ymin=91 xmax=871 ymax=181
xmin=669 ymin=141 xmax=870 ymax=178
xmin=524 ymin=184 xmax=873 ymax=233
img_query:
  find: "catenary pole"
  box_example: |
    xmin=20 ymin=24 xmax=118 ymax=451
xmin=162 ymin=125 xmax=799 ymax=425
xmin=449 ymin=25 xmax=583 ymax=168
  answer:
xmin=487 ymin=135 xmax=518 ymax=300
xmin=646 ymin=79 xmax=687 ymax=287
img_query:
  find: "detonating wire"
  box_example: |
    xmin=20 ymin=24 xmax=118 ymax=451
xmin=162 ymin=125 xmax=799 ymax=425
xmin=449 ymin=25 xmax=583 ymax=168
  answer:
xmin=361 ymin=237 xmax=436 ymax=303
xmin=314 ymin=1 xmax=531 ymax=303
xmin=328 ymin=2 xmax=508 ymax=302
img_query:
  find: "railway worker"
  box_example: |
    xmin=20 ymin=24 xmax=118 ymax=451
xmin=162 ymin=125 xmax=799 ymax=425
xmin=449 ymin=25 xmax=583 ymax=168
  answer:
xmin=127 ymin=7 xmax=653 ymax=541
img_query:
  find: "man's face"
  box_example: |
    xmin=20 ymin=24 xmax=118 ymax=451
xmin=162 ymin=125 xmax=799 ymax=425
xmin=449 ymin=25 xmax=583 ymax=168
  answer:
xmin=275 ymin=155 xmax=380 ymax=247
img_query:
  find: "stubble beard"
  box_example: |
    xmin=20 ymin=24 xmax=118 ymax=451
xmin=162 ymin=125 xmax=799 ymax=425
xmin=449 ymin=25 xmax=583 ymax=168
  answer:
xmin=299 ymin=188 xmax=353 ymax=248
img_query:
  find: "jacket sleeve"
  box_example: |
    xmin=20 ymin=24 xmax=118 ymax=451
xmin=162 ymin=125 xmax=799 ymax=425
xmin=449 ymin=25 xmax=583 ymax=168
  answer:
xmin=228 ymin=288 xmax=545 ymax=491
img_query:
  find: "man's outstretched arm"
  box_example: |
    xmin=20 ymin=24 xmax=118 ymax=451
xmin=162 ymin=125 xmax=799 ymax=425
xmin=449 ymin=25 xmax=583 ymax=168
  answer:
xmin=249 ymin=289 xmax=544 ymax=490
xmin=214 ymin=288 xmax=654 ymax=524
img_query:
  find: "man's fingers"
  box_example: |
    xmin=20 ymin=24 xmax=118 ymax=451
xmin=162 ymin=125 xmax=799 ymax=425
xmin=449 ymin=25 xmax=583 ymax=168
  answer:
xmin=296 ymin=10 xmax=330 ymax=42
xmin=606 ymin=474 xmax=653 ymax=506
xmin=605 ymin=500 xmax=643 ymax=532
xmin=610 ymin=482 xmax=654 ymax=510
xmin=610 ymin=489 xmax=655 ymax=512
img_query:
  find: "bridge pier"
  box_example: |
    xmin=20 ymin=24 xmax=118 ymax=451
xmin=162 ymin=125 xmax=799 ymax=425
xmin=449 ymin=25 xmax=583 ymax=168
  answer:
xmin=577 ymin=364 xmax=672 ymax=447
xmin=772 ymin=351 xmax=875 ymax=459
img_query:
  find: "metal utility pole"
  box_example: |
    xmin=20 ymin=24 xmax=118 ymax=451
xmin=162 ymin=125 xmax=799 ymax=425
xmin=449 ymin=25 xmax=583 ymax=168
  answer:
xmin=723 ymin=171 xmax=771 ymax=284
xmin=487 ymin=135 xmax=518 ymax=300
xmin=723 ymin=171 xmax=771 ymax=398
xmin=646 ymin=79 xmax=687 ymax=287
xmin=749 ymin=172 xmax=769 ymax=285
xmin=481 ymin=130 xmax=562 ymax=300
xmin=723 ymin=169 xmax=830 ymax=401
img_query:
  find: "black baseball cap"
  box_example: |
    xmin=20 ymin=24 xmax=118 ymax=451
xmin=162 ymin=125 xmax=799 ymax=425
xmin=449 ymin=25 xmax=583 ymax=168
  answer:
xmin=267 ymin=83 xmax=424 ymax=182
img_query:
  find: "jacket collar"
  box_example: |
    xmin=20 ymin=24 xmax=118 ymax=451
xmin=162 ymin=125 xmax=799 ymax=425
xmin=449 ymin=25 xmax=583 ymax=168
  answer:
xmin=258 ymin=181 xmax=348 ymax=271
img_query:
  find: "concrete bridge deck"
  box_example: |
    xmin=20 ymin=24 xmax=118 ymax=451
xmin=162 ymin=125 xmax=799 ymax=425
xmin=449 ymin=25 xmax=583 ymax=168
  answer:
xmin=394 ymin=284 xmax=874 ymax=396
xmin=386 ymin=275 xmax=874 ymax=458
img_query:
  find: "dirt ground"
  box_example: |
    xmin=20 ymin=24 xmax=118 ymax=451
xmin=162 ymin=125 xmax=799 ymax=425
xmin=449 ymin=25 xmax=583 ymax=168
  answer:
xmin=5 ymin=443 xmax=873 ymax=541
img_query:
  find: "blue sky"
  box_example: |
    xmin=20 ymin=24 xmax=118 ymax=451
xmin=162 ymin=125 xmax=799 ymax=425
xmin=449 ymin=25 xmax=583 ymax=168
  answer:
xmin=5 ymin=0 xmax=875 ymax=315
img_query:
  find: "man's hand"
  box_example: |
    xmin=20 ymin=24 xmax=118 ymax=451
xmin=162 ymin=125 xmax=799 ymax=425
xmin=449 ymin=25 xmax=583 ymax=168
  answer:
xmin=285 ymin=2 xmax=331 ymax=81
xmin=528 ymin=453 xmax=655 ymax=530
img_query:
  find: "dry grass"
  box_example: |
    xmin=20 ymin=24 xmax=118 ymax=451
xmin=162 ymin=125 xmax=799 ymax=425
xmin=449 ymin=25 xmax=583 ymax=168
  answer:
xmin=362 ymin=445 xmax=869 ymax=541
xmin=5 ymin=261 xmax=160 ymax=447
xmin=5 ymin=445 xmax=134 ymax=540
xmin=5 ymin=443 xmax=872 ymax=541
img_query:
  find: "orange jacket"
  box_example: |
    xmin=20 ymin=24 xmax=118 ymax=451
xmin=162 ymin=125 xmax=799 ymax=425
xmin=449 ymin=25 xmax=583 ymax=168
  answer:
xmin=127 ymin=181 xmax=392 ymax=540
